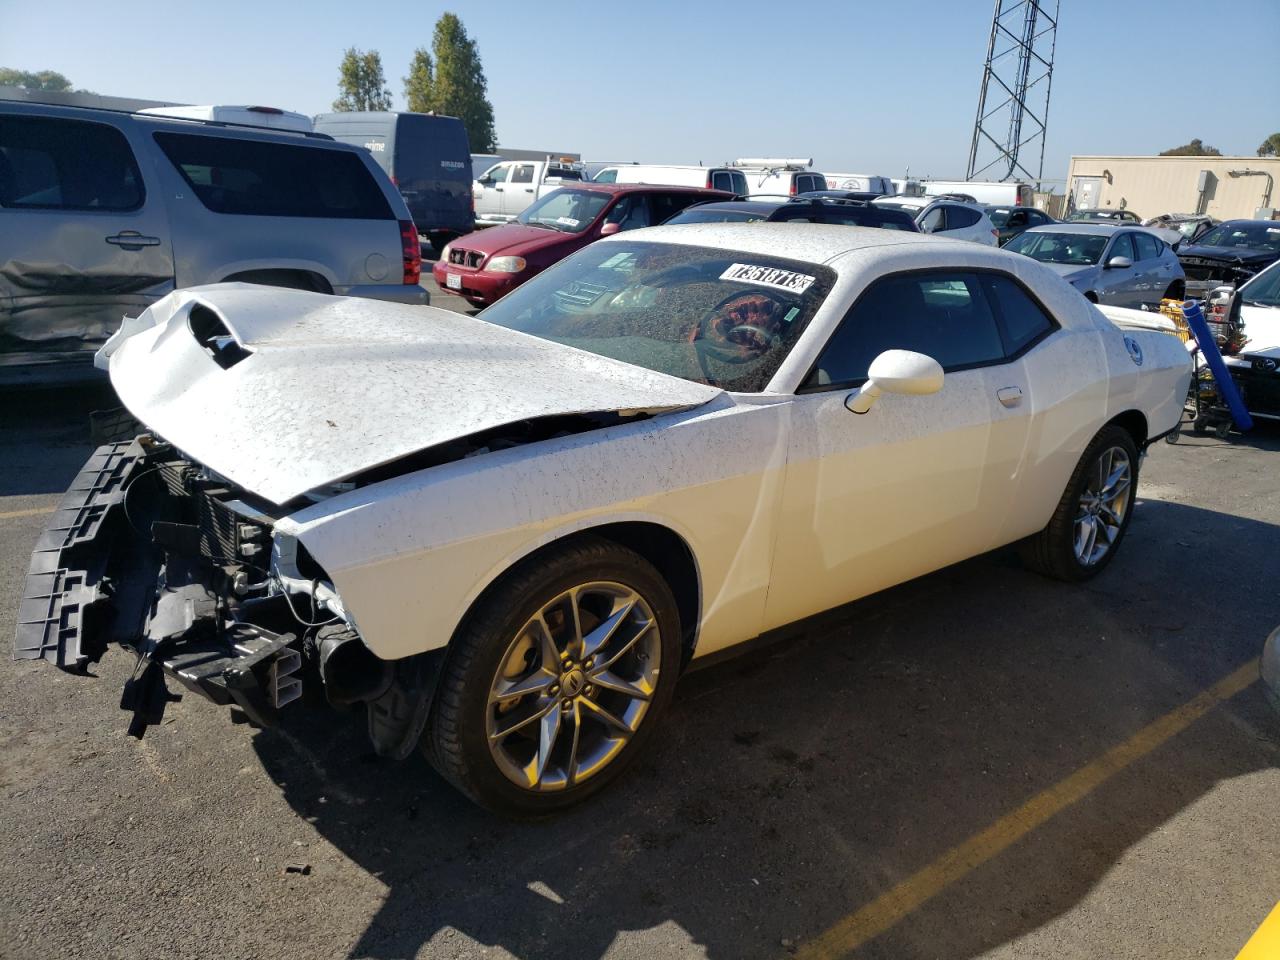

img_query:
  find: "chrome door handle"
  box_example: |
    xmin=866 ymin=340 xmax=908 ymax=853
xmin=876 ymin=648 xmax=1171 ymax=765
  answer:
xmin=997 ymin=386 xmax=1023 ymax=408
xmin=105 ymin=232 xmax=161 ymax=248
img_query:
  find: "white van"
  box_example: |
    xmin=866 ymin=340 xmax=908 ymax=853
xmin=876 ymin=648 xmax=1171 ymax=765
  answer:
xmin=593 ymin=164 xmax=747 ymax=195
xmin=823 ymin=172 xmax=894 ymax=195
xmin=730 ymin=158 xmax=827 ymax=197
xmin=921 ymin=179 xmax=1034 ymax=206
xmin=137 ymin=105 xmax=313 ymax=133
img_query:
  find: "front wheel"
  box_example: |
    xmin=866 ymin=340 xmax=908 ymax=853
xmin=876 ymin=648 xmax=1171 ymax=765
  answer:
xmin=424 ymin=537 xmax=681 ymax=817
xmin=1019 ymin=425 xmax=1139 ymax=581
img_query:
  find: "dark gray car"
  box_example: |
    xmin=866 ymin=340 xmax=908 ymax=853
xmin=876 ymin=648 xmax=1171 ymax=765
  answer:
xmin=0 ymin=102 xmax=426 ymax=384
xmin=1003 ymin=223 xmax=1185 ymax=308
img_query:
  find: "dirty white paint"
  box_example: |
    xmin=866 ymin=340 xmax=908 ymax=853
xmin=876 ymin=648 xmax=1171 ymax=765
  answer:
xmin=106 ymin=230 xmax=1192 ymax=662
xmin=106 ymin=284 xmax=721 ymax=504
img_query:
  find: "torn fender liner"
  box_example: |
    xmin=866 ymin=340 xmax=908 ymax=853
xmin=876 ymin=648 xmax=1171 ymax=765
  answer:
xmin=15 ymin=440 xmax=148 ymax=669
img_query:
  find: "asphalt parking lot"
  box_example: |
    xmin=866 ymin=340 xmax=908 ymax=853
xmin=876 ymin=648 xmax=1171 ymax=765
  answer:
xmin=2 ymin=281 xmax=1279 ymax=960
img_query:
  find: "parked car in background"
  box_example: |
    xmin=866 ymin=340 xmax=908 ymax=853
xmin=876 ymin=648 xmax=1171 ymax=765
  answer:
xmin=312 ymin=111 xmax=473 ymax=255
xmin=471 ymin=157 xmax=585 ymax=227
xmin=1003 ymin=224 xmax=1184 ymax=307
xmin=1204 ymin=259 xmax=1280 ymax=425
xmin=137 ymin=104 xmax=313 ymax=133
xmin=1143 ymin=212 xmax=1217 ymax=246
xmin=0 ymin=101 xmax=426 ymax=385
xmin=1067 ymin=208 xmax=1143 ymax=225
xmin=432 ymin=183 xmax=729 ymax=306
xmin=27 ymin=223 xmax=1190 ymax=814
xmin=822 ymin=172 xmax=894 ymax=195
xmin=922 ymin=179 xmax=1034 ymax=206
xmin=986 ymin=205 xmax=1055 ymax=245
xmin=592 ymin=164 xmax=748 ymax=195
xmin=664 ymin=196 xmax=918 ymax=231
xmin=731 ymin=158 xmax=827 ymax=197
xmin=1175 ymin=219 xmax=1280 ymax=298
xmin=872 ymin=195 xmax=998 ymax=245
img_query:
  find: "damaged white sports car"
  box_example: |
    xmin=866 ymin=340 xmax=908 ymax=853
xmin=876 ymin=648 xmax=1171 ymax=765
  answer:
xmin=17 ymin=224 xmax=1191 ymax=815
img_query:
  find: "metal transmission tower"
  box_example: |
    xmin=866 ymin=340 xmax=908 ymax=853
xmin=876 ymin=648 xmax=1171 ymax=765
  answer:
xmin=965 ymin=0 xmax=1059 ymax=185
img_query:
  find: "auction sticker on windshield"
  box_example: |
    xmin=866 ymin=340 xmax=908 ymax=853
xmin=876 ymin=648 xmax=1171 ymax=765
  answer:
xmin=720 ymin=263 xmax=816 ymax=293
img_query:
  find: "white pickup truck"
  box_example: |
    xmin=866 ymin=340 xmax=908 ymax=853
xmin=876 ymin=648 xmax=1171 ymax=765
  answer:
xmin=472 ymin=158 xmax=585 ymax=226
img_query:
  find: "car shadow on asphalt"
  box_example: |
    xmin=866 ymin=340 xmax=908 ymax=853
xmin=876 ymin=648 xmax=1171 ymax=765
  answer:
xmin=0 ymin=383 xmax=119 ymax=497
xmin=250 ymin=496 xmax=1280 ymax=960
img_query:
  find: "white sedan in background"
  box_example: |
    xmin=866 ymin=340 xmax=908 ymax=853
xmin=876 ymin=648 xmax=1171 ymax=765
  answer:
xmin=17 ymin=224 xmax=1190 ymax=816
xmin=872 ymin=195 xmax=1000 ymax=245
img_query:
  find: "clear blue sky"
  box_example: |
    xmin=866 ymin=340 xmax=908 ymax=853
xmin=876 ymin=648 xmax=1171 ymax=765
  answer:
xmin=3 ymin=0 xmax=1277 ymax=186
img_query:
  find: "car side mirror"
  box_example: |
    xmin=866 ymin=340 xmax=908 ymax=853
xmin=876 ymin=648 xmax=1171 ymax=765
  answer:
xmin=1106 ymin=255 xmax=1133 ymax=269
xmin=477 ymin=176 xmax=493 ymax=186
xmin=845 ymin=349 xmax=944 ymax=414
xmin=599 ymin=222 xmax=621 ymax=236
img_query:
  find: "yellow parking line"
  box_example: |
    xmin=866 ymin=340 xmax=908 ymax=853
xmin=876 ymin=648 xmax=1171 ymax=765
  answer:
xmin=0 ymin=505 xmax=56 ymax=521
xmin=1236 ymin=901 xmax=1280 ymax=959
xmin=795 ymin=658 xmax=1261 ymax=960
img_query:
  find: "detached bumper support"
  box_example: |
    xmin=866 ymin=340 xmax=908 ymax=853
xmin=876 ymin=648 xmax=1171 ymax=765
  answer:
xmin=15 ymin=441 xmax=144 ymax=670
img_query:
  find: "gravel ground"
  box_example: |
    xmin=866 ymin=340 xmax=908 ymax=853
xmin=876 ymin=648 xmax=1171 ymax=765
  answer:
xmin=1 ymin=283 xmax=1278 ymax=959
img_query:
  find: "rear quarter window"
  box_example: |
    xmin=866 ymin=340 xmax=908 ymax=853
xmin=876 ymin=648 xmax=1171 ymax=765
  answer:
xmin=153 ymin=132 xmax=393 ymax=220
xmin=0 ymin=115 xmax=144 ymax=211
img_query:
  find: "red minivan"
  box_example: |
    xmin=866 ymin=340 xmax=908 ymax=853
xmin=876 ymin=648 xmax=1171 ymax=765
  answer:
xmin=432 ymin=183 xmax=730 ymax=307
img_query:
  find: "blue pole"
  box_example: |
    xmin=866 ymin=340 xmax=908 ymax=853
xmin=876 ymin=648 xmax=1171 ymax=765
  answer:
xmin=1182 ymin=301 xmax=1253 ymax=432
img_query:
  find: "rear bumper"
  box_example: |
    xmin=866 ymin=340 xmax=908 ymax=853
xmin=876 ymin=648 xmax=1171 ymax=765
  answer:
xmin=337 ymin=282 xmax=430 ymax=306
xmin=14 ymin=440 xmax=301 ymax=732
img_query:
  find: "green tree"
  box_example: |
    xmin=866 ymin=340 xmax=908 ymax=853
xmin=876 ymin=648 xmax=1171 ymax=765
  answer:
xmin=0 ymin=68 xmax=73 ymax=91
xmin=332 ymin=48 xmax=392 ymax=112
xmin=1159 ymin=138 xmax=1222 ymax=157
xmin=421 ymin=13 xmax=497 ymax=152
xmin=1258 ymin=133 xmax=1280 ymax=157
xmin=403 ymin=47 xmax=435 ymax=114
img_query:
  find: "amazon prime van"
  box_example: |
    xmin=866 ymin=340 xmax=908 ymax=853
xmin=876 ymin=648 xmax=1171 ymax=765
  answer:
xmin=314 ymin=111 xmax=474 ymax=252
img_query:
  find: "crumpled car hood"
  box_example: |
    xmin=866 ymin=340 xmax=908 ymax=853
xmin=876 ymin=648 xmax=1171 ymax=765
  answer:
xmin=105 ymin=285 xmax=722 ymax=504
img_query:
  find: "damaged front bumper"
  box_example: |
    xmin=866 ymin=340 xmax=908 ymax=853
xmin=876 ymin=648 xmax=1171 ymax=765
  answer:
xmin=16 ymin=439 xmax=308 ymax=734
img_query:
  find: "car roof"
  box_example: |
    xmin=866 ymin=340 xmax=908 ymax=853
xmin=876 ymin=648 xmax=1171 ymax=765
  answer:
xmin=1024 ymin=222 xmax=1129 ymax=236
xmin=677 ymin=200 xmax=786 ymax=214
xmin=609 ymin=221 xmax=944 ymax=264
xmin=558 ymin=182 xmax=731 ymax=197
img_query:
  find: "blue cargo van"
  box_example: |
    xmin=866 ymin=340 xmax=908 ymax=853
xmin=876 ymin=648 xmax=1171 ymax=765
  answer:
xmin=313 ymin=111 xmax=474 ymax=253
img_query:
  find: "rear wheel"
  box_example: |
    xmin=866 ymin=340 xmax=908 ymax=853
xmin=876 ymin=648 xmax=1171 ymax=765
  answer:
xmin=424 ymin=537 xmax=681 ymax=817
xmin=1019 ymin=425 xmax=1139 ymax=581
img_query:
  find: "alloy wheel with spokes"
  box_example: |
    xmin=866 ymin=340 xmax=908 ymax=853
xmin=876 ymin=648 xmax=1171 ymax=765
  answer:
xmin=486 ymin=582 xmax=661 ymax=791
xmin=424 ymin=537 xmax=681 ymax=816
xmin=1018 ymin=424 xmax=1140 ymax=582
xmin=1073 ymin=446 xmax=1132 ymax=567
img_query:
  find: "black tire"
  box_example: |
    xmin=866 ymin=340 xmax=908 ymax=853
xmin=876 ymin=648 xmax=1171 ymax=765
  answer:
xmin=424 ymin=536 xmax=681 ymax=817
xmin=1018 ymin=424 xmax=1140 ymax=582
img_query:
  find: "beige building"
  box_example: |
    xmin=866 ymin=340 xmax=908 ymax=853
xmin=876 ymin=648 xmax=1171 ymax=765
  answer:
xmin=1066 ymin=155 xmax=1279 ymax=221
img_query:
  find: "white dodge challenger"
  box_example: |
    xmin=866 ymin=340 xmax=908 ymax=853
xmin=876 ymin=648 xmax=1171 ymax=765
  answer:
xmin=16 ymin=223 xmax=1191 ymax=815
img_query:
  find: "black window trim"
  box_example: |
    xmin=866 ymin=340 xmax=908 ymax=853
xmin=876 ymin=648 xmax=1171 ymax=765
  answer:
xmin=0 ymin=115 xmax=146 ymax=213
xmin=796 ymin=265 xmax=1061 ymax=395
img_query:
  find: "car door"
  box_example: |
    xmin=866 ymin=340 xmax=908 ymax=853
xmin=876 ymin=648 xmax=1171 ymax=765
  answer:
xmin=473 ymin=162 xmax=509 ymax=219
xmin=1100 ymin=232 xmax=1140 ymax=306
xmin=1132 ymin=231 xmax=1174 ymax=305
xmin=0 ymin=111 xmax=174 ymax=375
xmin=763 ymin=269 xmax=1035 ymax=630
xmin=503 ymin=163 xmax=537 ymax=218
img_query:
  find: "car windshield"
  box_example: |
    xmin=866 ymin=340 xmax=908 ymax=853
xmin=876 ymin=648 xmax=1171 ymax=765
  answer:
xmin=1195 ymin=222 xmax=1280 ymax=252
xmin=477 ymin=241 xmax=835 ymax=392
xmin=1069 ymin=210 xmax=1126 ymax=222
xmin=666 ymin=208 xmax=768 ymax=224
xmin=517 ymin=188 xmax=612 ymax=233
xmin=1005 ymin=231 xmax=1108 ymax=265
xmin=1241 ymin=263 xmax=1280 ymax=308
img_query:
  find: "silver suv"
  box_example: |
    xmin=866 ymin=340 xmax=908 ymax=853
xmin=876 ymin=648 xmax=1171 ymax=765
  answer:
xmin=0 ymin=101 xmax=427 ymax=384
